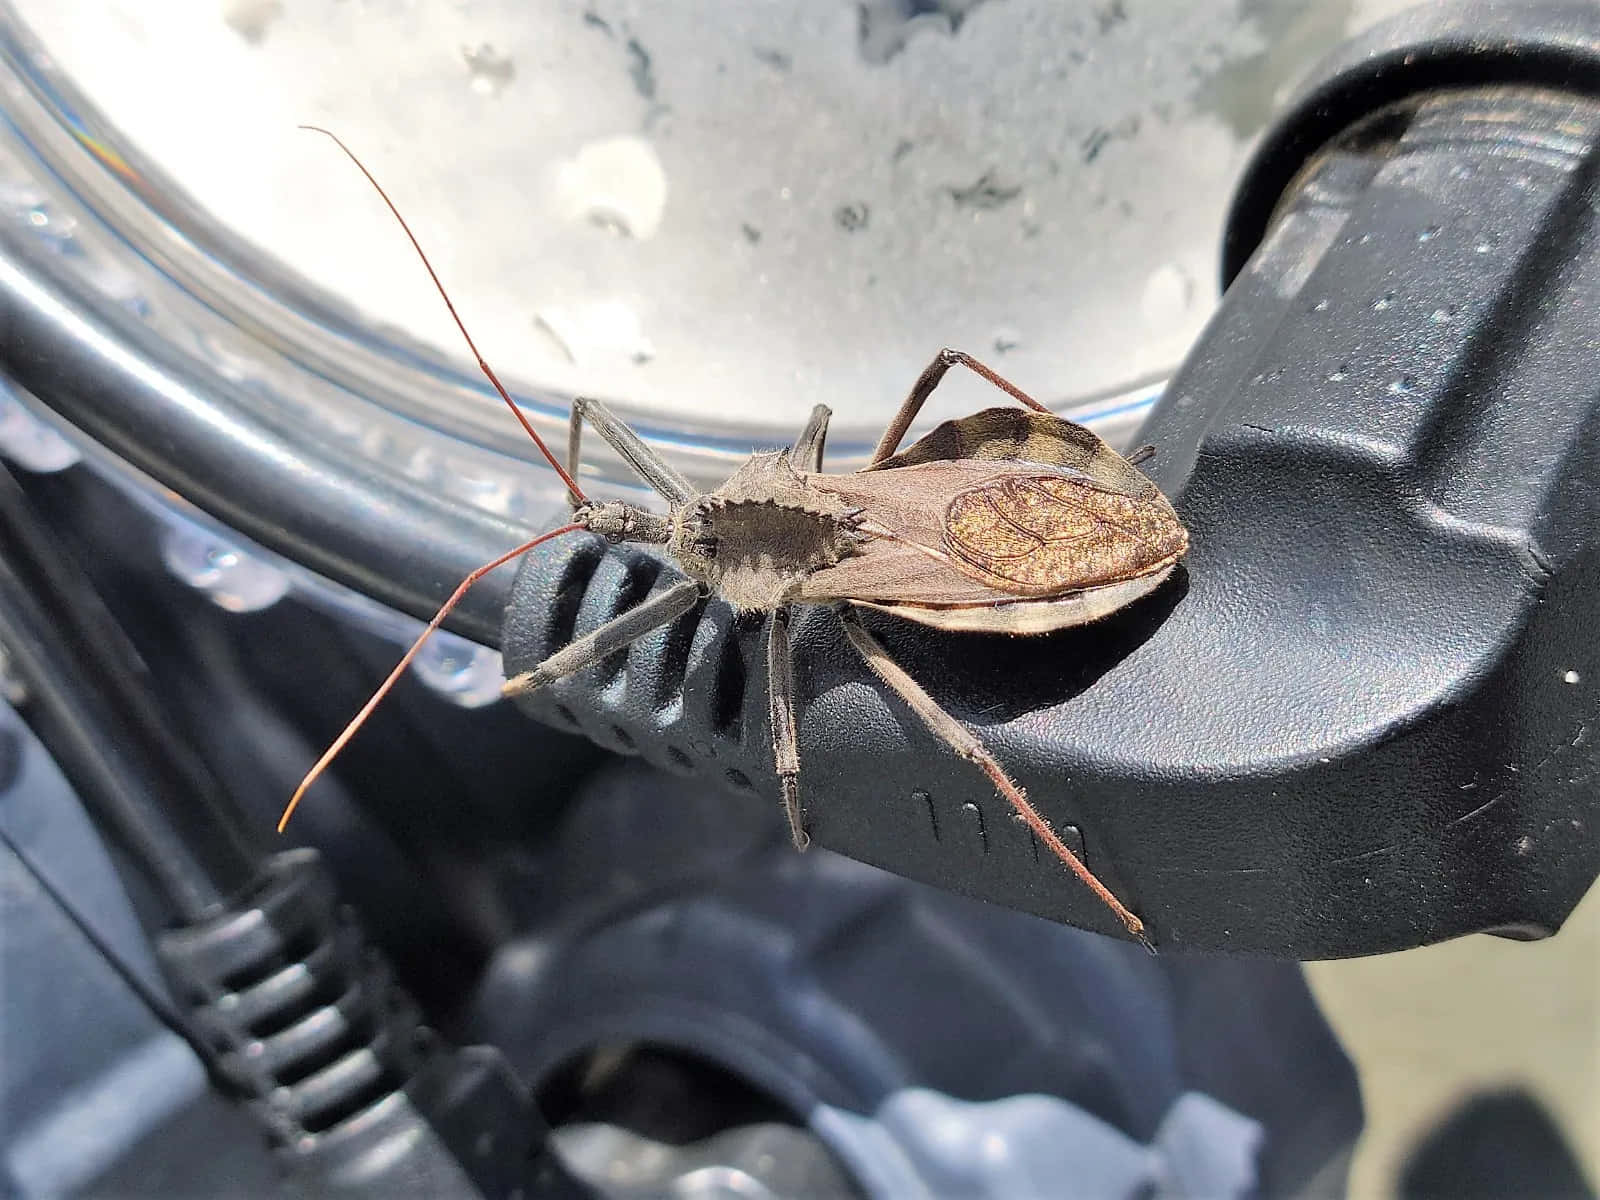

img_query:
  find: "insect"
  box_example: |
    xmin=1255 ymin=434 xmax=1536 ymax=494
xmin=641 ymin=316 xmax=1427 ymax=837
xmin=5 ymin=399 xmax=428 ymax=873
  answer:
xmin=279 ymin=128 xmax=1189 ymax=947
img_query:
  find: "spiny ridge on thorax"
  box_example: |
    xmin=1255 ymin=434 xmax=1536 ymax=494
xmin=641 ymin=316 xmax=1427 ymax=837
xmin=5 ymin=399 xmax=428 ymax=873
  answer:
xmin=671 ymin=453 xmax=868 ymax=611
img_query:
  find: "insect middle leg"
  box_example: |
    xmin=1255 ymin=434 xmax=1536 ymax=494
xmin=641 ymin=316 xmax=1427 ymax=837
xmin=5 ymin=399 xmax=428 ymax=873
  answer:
xmin=836 ymin=606 xmax=1150 ymax=945
xmin=565 ymin=395 xmax=698 ymax=507
xmin=766 ymin=604 xmax=808 ymax=849
xmin=872 ymin=348 xmax=1053 ymax=464
xmin=503 ymin=578 xmax=702 ymax=697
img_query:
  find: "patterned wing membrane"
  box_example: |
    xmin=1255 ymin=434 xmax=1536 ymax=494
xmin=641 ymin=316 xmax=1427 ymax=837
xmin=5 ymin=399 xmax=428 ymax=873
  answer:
xmin=944 ymin=475 xmax=1187 ymax=594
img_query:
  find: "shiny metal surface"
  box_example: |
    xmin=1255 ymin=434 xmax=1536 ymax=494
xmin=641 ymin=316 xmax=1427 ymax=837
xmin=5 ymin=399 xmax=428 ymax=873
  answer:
xmin=0 ymin=0 xmax=1423 ymax=634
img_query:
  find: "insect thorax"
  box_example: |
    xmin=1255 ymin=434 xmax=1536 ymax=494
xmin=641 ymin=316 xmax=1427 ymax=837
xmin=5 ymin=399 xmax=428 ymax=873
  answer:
xmin=671 ymin=452 xmax=861 ymax=611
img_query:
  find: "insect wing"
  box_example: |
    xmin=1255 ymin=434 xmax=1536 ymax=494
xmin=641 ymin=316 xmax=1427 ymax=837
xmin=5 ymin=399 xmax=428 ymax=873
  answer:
xmin=943 ymin=474 xmax=1187 ymax=594
xmin=797 ymin=460 xmax=1185 ymax=606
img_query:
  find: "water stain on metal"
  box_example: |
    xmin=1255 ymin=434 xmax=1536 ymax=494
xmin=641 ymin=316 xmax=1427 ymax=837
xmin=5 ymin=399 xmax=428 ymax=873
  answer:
xmin=222 ymin=0 xmax=283 ymax=45
xmin=947 ymin=170 xmax=1021 ymax=210
xmin=461 ymin=44 xmax=516 ymax=98
xmin=856 ymin=0 xmax=996 ymax=65
xmin=834 ymin=202 xmax=870 ymax=232
xmin=626 ymin=36 xmax=656 ymax=99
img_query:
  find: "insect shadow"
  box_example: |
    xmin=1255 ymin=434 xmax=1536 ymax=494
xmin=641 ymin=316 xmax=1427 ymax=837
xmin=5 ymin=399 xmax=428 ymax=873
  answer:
xmin=836 ymin=564 xmax=1190 ymax=727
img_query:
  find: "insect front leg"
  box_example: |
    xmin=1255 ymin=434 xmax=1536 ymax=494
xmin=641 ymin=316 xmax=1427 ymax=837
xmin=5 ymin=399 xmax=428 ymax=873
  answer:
xmin=502 ymin=578 xmax=702 ymax=697
xmin=565 ymin=403 xmax=585 ymax=509
xmin=836 ymin=606 xmax=1151 ymax=947
xmin=871 ymin=348 xmax=1053 ymax=464
xmin=789 ymin=405 xmax=832 ymax=473
xmin=766 ymin=604 xmax=808 ymax=850
xmin=566 ymin=395 xmax=698 ymax=506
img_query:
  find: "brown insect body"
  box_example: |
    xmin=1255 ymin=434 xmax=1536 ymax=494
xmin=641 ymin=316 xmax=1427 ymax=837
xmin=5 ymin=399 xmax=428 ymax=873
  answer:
xmin=659 ymin=409 xmax=1186 ymax=622
xmin=283 ymin=128 xmax=1189 ymax=949
xmin=668 ymin=452 xmax=865 ymax=611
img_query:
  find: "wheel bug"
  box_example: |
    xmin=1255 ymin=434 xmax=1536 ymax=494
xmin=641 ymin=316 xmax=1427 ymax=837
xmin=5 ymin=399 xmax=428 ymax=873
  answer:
xmin=279 ymin=128 xmax=1188 ymax=946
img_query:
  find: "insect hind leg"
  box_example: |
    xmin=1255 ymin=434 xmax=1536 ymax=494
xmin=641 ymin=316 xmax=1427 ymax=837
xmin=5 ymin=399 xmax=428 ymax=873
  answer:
xmin=836 ymin=607 xmax=1150 ymax=947
xmin=567 ymin=395 xmax=698 ymax=506
xmin=871 ymin=348 xmax=1052 ymax=464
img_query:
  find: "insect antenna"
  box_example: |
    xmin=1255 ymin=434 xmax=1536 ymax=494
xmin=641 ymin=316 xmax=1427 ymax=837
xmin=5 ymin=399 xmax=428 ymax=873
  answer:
xmin=278 ymin=522 xmax=585 ymax=832
xmin=299 ymin=124 xmax=588 ymax=504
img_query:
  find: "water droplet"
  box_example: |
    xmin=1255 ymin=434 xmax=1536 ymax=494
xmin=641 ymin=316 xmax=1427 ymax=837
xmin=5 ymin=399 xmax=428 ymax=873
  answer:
xmin=1327 ymin=365 xmax=1349 ymax=383
xmin=223 ymin=0 xmax=284 ymax=45
xmin=1474 ymin=236 xmax=1496 ymax=254
xmin=0 ymin=385 xmax=81 ymax=473
xmin=462 ymin=43 xmax=515 ymax=97
xmin=1417 ymin=225 xmax=1440 ymax=242
xmin=452 ymin=471 xmax=516 ymax=515
xmin=411 ymin=634 xmax=506 ymax=708
xmin=1372 ymin=292 xmax=1396 ymax=312
xmin=833 ymin=202 xmax=870 ymax=232
xmin=1357 ymin=233 xmax=1372 ymax=245
xmin=1564 ymin=669 xmax=1581 ymax=684
xmin=1430 ymin=305 xmax=1457 ymax=324
xmin=1387 ymin=376 xmax=1417 ymax=395
xmin=1309 ymin=298 xmax=1329 ymax=313
xmin=533 ymin=299 xmax=656 ymax=368
xmin=1140 ymin=262 xmax=1193 ymax=326
xmin=587 ymin=211 xmax=632 ymax=238
xmin=161 ymin=526 xmax=289 ymax=612
xmin=553 ymin=135 xmax=668 ymax=240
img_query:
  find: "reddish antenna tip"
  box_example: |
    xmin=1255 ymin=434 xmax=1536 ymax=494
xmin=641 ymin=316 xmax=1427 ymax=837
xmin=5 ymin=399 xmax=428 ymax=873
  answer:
xmin=299 ymin=124 xmax=589 ymax=503
xmin=277 ymin=522 xmax=585 ymax=832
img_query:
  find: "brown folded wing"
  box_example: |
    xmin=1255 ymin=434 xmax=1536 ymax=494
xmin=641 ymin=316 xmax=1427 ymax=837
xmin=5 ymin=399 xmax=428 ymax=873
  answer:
xmin=797 ymin=460 xmax=1187 ymax=606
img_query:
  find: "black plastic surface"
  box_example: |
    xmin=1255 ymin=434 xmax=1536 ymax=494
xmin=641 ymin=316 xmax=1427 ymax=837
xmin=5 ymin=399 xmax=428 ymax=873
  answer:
xmin=503 ymin=6 xmax=1600 ymax=957
xmin=1223 ymin=0 xmax=1600 ymax=286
